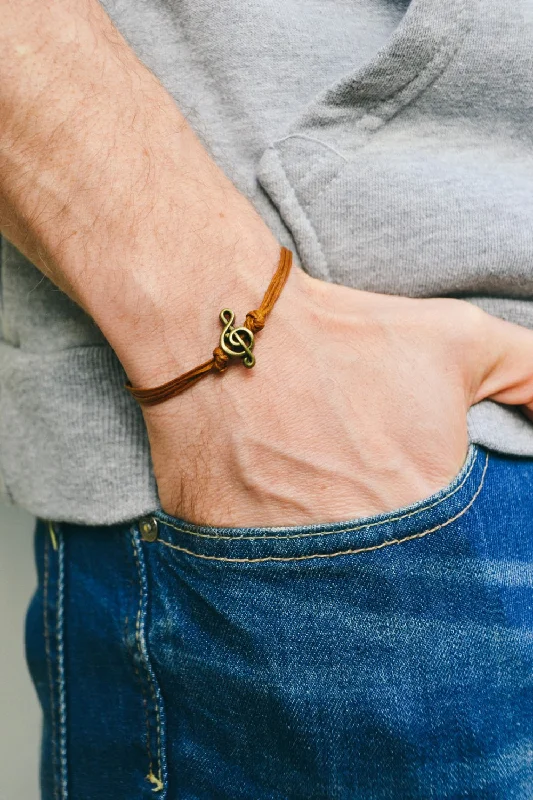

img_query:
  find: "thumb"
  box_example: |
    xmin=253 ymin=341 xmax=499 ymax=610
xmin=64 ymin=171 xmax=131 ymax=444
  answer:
xmin=471 ymin=311 xmax=533 ymax=416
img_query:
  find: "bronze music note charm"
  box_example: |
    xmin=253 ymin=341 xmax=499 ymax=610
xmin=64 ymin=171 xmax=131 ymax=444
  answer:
xmin=219 ymin=309 xmax=256 ymax=368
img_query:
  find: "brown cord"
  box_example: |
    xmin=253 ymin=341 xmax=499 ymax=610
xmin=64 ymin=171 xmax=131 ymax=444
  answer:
xmin=126 ymin=246 xmax=293 ymax=406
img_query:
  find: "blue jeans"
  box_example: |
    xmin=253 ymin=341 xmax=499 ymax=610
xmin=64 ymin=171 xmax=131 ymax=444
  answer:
xmin=26 ymin=444 xmax=533 ymax=799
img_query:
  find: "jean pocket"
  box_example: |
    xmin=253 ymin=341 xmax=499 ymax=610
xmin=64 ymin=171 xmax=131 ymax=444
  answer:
xmin=150 ymin=444 xmax=488 ymax=564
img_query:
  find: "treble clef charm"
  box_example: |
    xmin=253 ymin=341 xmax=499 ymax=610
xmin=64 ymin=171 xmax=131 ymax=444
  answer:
xmin=219 ymin=308 xmax=256 ymax=368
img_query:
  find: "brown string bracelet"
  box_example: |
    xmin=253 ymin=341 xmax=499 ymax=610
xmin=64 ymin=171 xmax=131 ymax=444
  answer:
xmin=126 ymin=245 xmax=293 ymax=406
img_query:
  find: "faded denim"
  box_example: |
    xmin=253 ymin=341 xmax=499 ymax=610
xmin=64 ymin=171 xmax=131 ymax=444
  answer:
xmin=26 ymin=444 xmax=533 ymax=798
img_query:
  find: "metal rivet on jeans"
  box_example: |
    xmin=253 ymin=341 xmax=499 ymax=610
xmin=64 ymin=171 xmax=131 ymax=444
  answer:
xmin=139 ymin=516 xmax=159 ymax=542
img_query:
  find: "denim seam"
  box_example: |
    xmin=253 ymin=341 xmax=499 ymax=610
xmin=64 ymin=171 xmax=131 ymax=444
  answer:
xmin=158 ymin=447 xmax=479 ymax=542
xmin=56 ymin=528 xmax=68 ymax=800
xmin=131 ymin=536 xmax=156 ymax=786
xmin=43 ymin=532 xmax=60 ymax=800
xmin=131 ymin=530 xmax=166 ymax=795
xmin=158 ymin=452 xmax=489 ymax=563
xmin=124 ymin=609 xmax=155 ymax=783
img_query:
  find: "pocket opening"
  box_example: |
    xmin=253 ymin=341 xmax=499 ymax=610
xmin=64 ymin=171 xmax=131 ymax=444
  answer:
xmin=152 ymin=445 xmax=489 ymax=564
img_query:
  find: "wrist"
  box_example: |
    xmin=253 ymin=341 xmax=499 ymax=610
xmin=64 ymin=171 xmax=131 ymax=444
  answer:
xmin=106 ymin=222 xmax=306 ymax=393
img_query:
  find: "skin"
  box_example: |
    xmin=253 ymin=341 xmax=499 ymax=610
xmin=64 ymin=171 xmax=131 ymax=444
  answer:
xmin=1 ymin=0 xmax=533 ymax=526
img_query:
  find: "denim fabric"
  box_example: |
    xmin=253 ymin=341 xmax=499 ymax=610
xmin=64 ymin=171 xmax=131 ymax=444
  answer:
xmin=26 ymin=444 xmax=533 ymax=799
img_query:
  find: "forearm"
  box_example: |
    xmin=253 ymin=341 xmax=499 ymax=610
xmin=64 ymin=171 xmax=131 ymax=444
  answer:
xmin=0 ymin=0 xmax=283 ymax=385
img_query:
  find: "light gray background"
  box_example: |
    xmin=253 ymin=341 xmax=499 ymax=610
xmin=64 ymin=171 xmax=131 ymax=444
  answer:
xmin=0 ymin=504 xmax=40 ymax=799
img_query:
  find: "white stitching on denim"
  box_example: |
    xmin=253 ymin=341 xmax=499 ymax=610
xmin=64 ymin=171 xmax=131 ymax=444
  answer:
xmin=159 ymin=447 xmax=479 ymax=542
xmin=159 ymin=452 xmax=488 ymax=563
xmin=125 ymin=608 xmax=155 ymax=779
xmin=43 ymin=532 xmax=60 ymax=800
xmin=131 ymin=533 xmax=157 ymax=786
xmin=56 ymin=529 xmax=68 ymax=799
xmin=131 ymin=531 xmax=165 ymax=794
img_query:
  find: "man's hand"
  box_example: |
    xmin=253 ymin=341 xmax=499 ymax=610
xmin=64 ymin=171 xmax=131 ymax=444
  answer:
xmin=141 ymin=265 xmax=533 ymax=527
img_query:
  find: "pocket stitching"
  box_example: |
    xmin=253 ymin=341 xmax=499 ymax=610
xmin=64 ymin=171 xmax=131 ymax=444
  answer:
xmin=157 ymin=451 xmax=489 ymax=563
xmin=158 ymin=446 xmax=480 ymax=542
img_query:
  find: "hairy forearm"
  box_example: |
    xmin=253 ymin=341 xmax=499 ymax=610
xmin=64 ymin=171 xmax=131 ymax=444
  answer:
xmin=0 ymin=0 xmax=282 ymax=385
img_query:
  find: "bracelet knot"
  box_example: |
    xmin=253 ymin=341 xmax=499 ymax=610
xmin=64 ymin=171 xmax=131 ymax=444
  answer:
xmin=126 ymin=246 xmax=292 ymax=406
xmin=212 ymin=346 xmax=230 ymax=372
xmin=244 ymin=309 xmax=266 ymax=332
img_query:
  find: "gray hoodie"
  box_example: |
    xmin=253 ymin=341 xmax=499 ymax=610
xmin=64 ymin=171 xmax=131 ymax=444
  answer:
xmin=1 ymin=0 xmax=532 ymax=524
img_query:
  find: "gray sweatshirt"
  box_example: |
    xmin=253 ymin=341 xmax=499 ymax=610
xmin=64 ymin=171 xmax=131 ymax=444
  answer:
xmin=1 ymin=0 xmax=533 ymax=524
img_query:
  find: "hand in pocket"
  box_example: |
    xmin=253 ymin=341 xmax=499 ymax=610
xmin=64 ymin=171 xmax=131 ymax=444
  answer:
xmin=141 ymin=265 xmax=533 ymax=527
